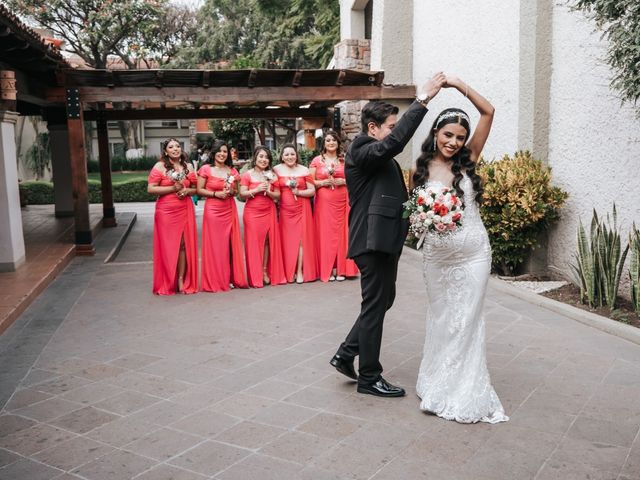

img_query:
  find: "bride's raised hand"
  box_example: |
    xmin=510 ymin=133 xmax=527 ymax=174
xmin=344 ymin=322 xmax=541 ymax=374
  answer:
xmin=420 ymin=71 xmax=446 ymax=99
xmin=443 ymin=75 xmax=462 ymax=89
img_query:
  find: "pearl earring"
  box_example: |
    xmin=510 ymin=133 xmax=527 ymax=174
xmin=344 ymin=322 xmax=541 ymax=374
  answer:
xmin=433 ymin=138 xmax=437 ymax=151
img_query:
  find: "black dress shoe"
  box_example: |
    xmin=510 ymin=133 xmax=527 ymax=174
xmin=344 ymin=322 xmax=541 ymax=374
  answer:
xmin=357 ymin=377 xmax=405 ymax=397
xmin=329 ymin=354 xmax=357 ymax=380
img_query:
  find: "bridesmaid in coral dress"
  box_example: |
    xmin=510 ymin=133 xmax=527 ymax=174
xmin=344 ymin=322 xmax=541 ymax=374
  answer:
xmin=273 ymin=144 xmax=317 ymax=284
xmin=197 ymin=140 xmax=248 ymax=292
xmin=239 ymin=146 xmax=286 ymax=288
xmin=310 ymin=130 xmax=359 ymax=282
xmin=147 ymin=138 xmax=198 ymax=295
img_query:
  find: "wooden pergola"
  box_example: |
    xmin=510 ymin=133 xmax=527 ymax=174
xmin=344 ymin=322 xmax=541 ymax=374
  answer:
xmin=43 ymin=67 xmax=416 ymax=254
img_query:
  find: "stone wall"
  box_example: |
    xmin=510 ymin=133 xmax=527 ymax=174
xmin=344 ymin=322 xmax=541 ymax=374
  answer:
xmin=334 ymin=39 xmax=370 ymax=144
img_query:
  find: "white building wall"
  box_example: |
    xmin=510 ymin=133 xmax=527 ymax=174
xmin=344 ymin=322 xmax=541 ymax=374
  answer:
xmin=545 ymin=5 xmax=640 ymax=285
xmin=350 ymin=0 xmax=640 ymax=289
xmin=410 ymin=1 xmax=520 ymax=167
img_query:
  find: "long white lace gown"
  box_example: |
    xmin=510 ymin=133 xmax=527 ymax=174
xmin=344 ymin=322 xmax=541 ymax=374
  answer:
xmin=416 ymin=174 xmax=508 ymax=424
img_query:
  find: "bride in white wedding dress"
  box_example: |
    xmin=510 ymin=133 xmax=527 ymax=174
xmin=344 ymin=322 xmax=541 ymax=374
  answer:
xmin=410 ymin=76 xmax=508 ymax=424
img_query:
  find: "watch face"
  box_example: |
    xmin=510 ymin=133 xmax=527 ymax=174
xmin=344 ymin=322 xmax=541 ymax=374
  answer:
xmin=417 ymin=93 xmax=427 ymax=101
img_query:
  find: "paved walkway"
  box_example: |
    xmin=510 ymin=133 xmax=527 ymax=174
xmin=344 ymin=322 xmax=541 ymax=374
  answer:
xmin=0 ymin=205 xmax=103 ymax=334
xmin=1 ymin=202 xmax=639 ymax=480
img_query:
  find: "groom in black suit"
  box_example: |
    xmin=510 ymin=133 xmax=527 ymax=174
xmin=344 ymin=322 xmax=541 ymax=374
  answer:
xmin=330 ymin=74 xmax=445 ymax=397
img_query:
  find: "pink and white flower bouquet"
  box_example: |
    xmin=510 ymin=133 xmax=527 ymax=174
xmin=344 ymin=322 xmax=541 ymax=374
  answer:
xmin=403 ymin=185 xmax=464 ymax=247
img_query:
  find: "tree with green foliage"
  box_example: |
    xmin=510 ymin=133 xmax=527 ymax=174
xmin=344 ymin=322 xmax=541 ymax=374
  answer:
xmin=174 ymin=0 xmax=339 ymax=69
xmin=9 ymin=0 xmax=198 ymax=150
xmin=572 ymin=0 xmax=640 ymax=113
xmin=8 ymin=0 xmax=164 ymax=69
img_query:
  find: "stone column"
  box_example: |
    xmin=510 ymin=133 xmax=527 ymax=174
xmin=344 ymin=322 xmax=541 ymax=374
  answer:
xmin=0 ymin=110 xmax=26 ymax=272
xmin=47 ymin=117 xmax=74 ymax=217
xmin=334 ymin=39 xmax=371 ymax=144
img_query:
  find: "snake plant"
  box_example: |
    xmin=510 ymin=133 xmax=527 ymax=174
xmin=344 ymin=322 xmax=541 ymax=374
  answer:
xmin=571 ymin=205 xmax=629 ymax=310
xmin=630 ymin=224 xmax=640 ymax=313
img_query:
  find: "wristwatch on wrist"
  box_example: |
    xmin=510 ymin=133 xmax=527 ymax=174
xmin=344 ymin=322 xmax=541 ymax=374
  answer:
xmin=416 ymin=92 xmax=430 ymax=108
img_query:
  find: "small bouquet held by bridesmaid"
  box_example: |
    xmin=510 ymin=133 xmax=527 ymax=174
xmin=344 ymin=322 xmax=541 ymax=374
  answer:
xmin=224 ymin=172 xmax=236 ymax=189
xmin=167 ymin=169 xmax=187 ymax=182
xmin=263 ymin=170 xmax=276 ymax=196
xmin=286 ymin=177 xmax=298 ymax=201
xmin=325 ymin=164 xmax=336 ymax=190
xmin=403 ymin=185 xmax=464 ymax=247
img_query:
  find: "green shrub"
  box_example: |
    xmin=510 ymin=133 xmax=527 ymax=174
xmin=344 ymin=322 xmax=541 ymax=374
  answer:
xmin=87 ymin=159 xmax=100 ymax=173
xmin=298 ymin=148 xmax=319 ymax=167
xmin=19 ymin=179 xmax=155 ymax=204
xmin=86 ymin=155 xmax=157 ymax=173
xmin=478 ymin=150 xmax=568 ymax=275
xmin=114 ymin=180 xmax=156 ymax=202
xmin=571 ymin=206 xmax=629 ymax=310
xmin=19 ymin=181 xmax=54 ymax=204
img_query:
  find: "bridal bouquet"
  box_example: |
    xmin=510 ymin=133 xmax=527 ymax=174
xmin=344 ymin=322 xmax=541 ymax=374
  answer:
xmin=403 ymin=185 xmax=464 ymax=246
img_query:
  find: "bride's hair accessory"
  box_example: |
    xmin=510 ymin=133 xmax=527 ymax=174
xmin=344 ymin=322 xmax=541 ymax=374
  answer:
xmin=436 ymin=111 xmax=470 ymax=127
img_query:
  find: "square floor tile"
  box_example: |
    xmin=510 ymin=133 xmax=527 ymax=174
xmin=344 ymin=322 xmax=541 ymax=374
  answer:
xmin=33 ymin=435 xmax=114 ymax=471
xmin=123 ymin=427 xmax=202 ymax=461
xmin=49 ymin=406 xmax=119 ymax=434
xmin=72 ymin=449 xmax=156 ymax=480
xmin=168 ymin=440 xmax=251 ymax=477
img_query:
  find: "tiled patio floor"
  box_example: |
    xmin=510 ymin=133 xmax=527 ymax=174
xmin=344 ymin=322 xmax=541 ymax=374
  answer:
xmin=0 ymin=205 xmax=103 ymax=334
xmin=0 ymin=202 xmax=639 ymax=480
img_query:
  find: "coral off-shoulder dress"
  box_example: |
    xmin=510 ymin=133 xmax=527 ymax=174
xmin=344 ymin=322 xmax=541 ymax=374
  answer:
xmin=241 ymin=172 xmax=286 ymax=288
xmin=198 ymin=165 xmax=248 ymax=292
xmin=277 ymin=174 xmax=318 ymax=283
xmin=148 ymin=167 xmax=198 ymax=295
xmin=310 ymin=156 xmax=358 ymax=282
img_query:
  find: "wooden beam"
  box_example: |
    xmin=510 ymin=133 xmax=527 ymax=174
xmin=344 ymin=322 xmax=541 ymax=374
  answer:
xmin=96 ymin=113 xmax=116 ymax=228
xmin=66 ymin=89 xmax=94 ymax=254
xmin=248 ymin=69 xmax=257 ymax=87
xmin=83 ymin=106 xmax=328 ymax=121
xmin=47 ymin=85 xmax=416 ymax=104
xmin=292 ymin=70 xmax=302 ymax=87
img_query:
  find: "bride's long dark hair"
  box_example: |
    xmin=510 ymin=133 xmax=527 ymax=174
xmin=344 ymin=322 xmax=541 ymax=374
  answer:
xmin=412 ymin=108 xmax=484 ymax=205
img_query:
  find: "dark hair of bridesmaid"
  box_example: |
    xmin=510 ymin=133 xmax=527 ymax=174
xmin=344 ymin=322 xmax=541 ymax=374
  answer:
xmin=278 ymin=143 xmax=298 ymax=165
xmin=160 ymin=138 xmax=189 ymax=172
xmin=321 ymin=130 xmax=344 ymax=161
xmin=250 ymin=146 xmax=274 ymax=169
xmin=209 ymin=139 xmax=232 ymax=167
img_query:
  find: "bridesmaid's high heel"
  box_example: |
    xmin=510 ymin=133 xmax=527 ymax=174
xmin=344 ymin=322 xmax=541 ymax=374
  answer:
xmin=263 ymin=268 xmax=271 ymax=285
xmin=295 ymin=273 xmax=304 ymax=284
xmin=177 ymin=276 xmax=185 ymax=293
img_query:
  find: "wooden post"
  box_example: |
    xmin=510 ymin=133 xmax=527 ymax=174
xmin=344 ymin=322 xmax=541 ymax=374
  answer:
xmin=96 ymin=113 xmax=116 ymax=227
xmin=66 ymin=88 xmax=95 ymax=255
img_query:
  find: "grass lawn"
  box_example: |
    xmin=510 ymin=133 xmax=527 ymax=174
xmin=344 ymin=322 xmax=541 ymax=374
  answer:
xmin=88 ymin=171 xmax=148 ymax=183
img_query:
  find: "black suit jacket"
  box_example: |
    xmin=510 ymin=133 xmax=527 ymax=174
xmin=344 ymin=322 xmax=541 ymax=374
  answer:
xmin=345 ymin=101 xmax=428 ymax=257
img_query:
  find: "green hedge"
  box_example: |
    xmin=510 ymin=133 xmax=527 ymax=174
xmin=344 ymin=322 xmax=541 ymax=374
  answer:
xmin=20 ymin=179 xmax=156 ymax=204
xmin=87 ymin=155 xmax=158 ymax=173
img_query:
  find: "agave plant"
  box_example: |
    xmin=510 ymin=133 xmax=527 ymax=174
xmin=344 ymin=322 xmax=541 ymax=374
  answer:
xmin=630 ymin=224 xmax=640 ymax=313
xmin=571 ymin=205 xmax=629 ymax=310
